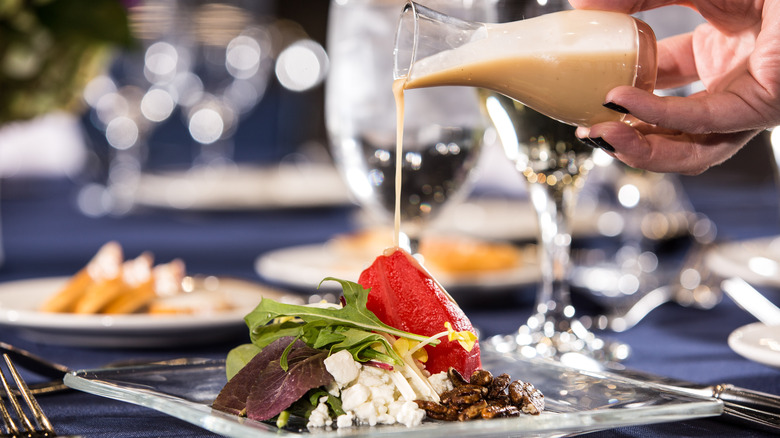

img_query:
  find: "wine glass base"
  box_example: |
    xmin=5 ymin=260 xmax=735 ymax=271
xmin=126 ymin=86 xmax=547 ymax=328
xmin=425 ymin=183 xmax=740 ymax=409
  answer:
xmin=488 ymin=313 xmax=631 ymax=363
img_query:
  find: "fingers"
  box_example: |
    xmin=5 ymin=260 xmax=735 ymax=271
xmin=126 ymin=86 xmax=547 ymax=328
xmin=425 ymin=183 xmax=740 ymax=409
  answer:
xmin=655 ymin=32 xmax=699 ymax=89
xmin=604 ymin=84 xmax=770 ymax=134
xmin=568 ymin=0 xmax=682 ymax=14
xmin=577 ymin=121 xmax=760 ymax=174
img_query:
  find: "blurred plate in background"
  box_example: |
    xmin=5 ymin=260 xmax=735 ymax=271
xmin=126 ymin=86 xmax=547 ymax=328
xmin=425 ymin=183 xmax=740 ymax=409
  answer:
xmin=707 ymin=236 xmax=780 ymax=288
xmin=255 ymin=238 xmax=539 ymax=293
xmin=0 ymin=276 xmax=298 ymax=348
xmin=728 ymin=322 xmax=780 ymax=368
xmin=134 ymin=163 xmax=352 ymax=210
xmin=426 ymin=197 xmax=605 ymax=242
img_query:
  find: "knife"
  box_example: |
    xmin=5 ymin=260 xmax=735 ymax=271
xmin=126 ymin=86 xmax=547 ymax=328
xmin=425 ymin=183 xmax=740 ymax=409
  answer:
xmin=602 ymin=361 xmax=780 ymax=430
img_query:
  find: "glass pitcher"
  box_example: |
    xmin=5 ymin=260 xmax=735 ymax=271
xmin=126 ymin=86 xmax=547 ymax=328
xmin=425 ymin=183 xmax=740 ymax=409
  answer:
xmin=394 ymin=1 xmax=658 ymax=127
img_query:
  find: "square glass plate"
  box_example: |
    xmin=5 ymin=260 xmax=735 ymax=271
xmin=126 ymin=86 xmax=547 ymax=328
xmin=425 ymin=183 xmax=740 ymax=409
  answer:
xmin=63 ymin=349 xmax=722 ymax=437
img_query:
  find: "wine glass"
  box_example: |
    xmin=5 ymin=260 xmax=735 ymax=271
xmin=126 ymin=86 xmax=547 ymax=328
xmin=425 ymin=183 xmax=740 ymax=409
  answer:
xmin=325 ymin=0 xmax=491 ymax=255
xmin=482 ymin=0 xmax=629 ymax=361
xmin=179 ymin=0 xmax=274 ymax=168
xmin=79 ymin=0 xmax=190 ymax=215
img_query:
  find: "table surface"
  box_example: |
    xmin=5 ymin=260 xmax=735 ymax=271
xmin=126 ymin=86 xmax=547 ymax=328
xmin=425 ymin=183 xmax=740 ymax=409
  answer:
xmin=1 ymin=174 xmax=779 ymax=438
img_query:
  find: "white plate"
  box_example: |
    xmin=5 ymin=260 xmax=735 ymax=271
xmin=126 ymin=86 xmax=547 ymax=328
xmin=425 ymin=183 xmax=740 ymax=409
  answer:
xmin=706 ymin=236 xmax=780 ymax=288
xmin=356 ymin=197 xmax=606 ymax=242
xmin=0 ymin=276 xmax=299 ymax=348
xmin=63 ymin=350 xmax=722 ymax=437
xmin=728 ymin=322 xmax=780 ymax=368
xmin=255 ymin=243 xmax=539 ymax=292
xmin=133 ymin=163 xmax=352 ymax=210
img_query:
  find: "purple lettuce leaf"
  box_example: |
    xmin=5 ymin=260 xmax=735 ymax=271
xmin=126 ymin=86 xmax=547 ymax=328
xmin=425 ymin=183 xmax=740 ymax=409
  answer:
xmin=212 ymin=337 xmax=298 ymax=415
xmin=212 ymin=336 xmax=335 ymax=422
xmin=246 ymin=341 xmax=333 ymax=421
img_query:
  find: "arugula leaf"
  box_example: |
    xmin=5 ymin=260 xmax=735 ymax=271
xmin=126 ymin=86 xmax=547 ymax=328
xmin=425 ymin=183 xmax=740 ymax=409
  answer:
xmin=314 ymin=325 xmax=399 ymax=364
xmin=244 ymin=278 xmax=438 ymax=366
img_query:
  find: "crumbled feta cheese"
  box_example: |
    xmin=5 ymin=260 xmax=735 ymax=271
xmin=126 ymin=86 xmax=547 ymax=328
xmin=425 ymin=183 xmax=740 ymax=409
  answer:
xmin=396 ymin=401 xmax=426 ymax=427
xmin=324 ymin=350 xmax=361 ymax=388
xmin=377 ymin=411 xmax=396 ymax=425
xmin=336 ymin=412 xmax=355 ymax=428
xmin=340 ymin=383 xmax=370 ymax=412
xmin=325 ymin=380 xmax=340 ymax=397
xmin=306 ymin=397 xmax=332 ymax=428
xmin=357 ymin=365 xmax=389 ymax=387
xmin=354 ymin=401 xmax=379 ymax=426
xmin=369 ymin=382 xmax=395 ymax=406
xmin=428 ymin=371 xmax=454 ymax=395
xmin=314 ymin=350 xmax=427 ymax=430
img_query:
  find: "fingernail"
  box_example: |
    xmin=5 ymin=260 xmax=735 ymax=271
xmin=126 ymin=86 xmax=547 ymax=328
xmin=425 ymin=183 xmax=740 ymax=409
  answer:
xmin=580 ymin=136 xmax=615 ymax=153
xmin=603 ymin=102 xmax=630 ymax=114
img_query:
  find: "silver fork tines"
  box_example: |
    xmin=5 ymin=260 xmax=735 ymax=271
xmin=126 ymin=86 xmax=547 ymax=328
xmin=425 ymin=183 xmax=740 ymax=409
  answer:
xmin=1 ymin=353 xmax=56 ymax=437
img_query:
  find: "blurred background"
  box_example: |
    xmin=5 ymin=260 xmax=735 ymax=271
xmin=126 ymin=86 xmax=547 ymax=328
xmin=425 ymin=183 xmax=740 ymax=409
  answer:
xmin=2 ymin=3 xmax=780 ymax=436
xmin=2 ymin=0 xmax=774 ymax=195
xmin=0 ymin=0 xmax=778 ymax=300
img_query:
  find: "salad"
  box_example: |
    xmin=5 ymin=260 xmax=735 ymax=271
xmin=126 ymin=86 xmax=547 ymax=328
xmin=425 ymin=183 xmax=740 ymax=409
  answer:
xmin=212 ymin=247 xmax=543 ymax=429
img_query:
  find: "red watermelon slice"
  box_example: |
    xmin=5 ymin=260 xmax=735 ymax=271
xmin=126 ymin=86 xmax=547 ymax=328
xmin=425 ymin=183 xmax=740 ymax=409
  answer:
xmin=358 ymin=247 xmax=481 ymax=376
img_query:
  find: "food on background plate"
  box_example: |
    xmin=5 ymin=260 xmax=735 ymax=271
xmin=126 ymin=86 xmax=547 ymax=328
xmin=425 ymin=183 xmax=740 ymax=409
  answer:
xmin=329 ymin=227 xmax=528 ymax=274
xmin=40 ymin=241 xmax=229 ymax=315
xmin=213 ymin=247 xmax=543 ymax=429
xmin=420 ymin=235 xmax=527 ymax=273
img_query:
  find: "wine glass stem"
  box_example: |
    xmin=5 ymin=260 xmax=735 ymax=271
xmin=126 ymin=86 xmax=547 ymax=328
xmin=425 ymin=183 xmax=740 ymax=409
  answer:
xmin=529 ymin=182 xmax=575 ymax=328
xmin=409 ymin=237 xmax=420 ymax=256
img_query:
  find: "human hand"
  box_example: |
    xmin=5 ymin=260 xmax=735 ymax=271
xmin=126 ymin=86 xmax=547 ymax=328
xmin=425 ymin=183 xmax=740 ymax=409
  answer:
xmin=569 ymin=0 xmax=780 ymax=174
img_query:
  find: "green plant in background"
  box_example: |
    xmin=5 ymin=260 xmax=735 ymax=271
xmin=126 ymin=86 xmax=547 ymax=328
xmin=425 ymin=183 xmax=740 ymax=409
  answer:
xmin=0 ymin=0 xmax=134 ymax=124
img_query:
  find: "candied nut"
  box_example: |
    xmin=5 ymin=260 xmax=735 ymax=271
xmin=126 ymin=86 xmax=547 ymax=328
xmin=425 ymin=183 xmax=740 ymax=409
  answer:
xmin=458 ymin=400 xmax=488 ymax=421
xmin=427 ymin=409 xmax=459 ymax=421
xmin=416 ymin=400 xmax=458 ymax=421
xmin=469 ymin=369 xmax=493 ymax=387
xmin=447 ymin=367 xmax=469 ymax=387
xmin=449 ymin=391 xmax=483 ymax=407
xmin=521 ymin=383 xmax=545 ymax=415
xmin=487 ymin=394 xmax=511 ymax=407
xmin=415 ymin=400 xmax=448 ymax=414
xmin=488 ymin=373 xmax=511 ymax=398
xmin=508 ymin=380 xmax=524 ymax=405
xmin=481 ymin=404 xmax=521 ymax=419
xmin=428 ymin=370 xmax=544 ymax=422
xmin=441 ymin=384 xmax=488 ymax=405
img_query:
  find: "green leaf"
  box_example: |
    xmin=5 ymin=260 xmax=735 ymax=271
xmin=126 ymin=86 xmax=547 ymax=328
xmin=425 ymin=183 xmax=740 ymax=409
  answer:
xmin=245 ymin=278 xmax=437 ymax=346
xmin=319 ymin=326 xmax=402 ymax=364
xmin=225 ymin=343 xmax=262 ymax=380
xmin=279 ymin=336 xmax=301 ymax=372
xmin=250 ymin=320 xmax=315 ymax=350
xmin=285 ymin=388 xmax=345 ymax=422
xmin=243 ymin=278 xmax=437 ymax=368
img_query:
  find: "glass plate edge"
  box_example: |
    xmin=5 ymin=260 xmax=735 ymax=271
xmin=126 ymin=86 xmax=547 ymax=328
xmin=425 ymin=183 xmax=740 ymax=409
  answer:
xmin=63 ymin=368 xmax=723 ymax=438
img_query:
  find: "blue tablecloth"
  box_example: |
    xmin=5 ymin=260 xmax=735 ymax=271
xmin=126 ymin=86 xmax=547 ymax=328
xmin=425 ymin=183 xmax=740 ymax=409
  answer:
xmin=1 ymin=176 xmax=779 ymax=437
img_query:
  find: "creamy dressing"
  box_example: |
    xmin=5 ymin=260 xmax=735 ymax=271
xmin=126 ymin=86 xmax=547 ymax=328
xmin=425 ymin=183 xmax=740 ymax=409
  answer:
xmin=401 ymin=10 xmax=643 ymax=126
xmin=392 ymin=78 xmax=406 ymax=248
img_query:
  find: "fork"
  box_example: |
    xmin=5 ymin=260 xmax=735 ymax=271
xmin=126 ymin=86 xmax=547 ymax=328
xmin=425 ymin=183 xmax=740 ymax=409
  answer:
xmin=0 ymin=353 xmax=57 ymax=438
xmin=0 ymin=343 xmax=70 ymax=396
